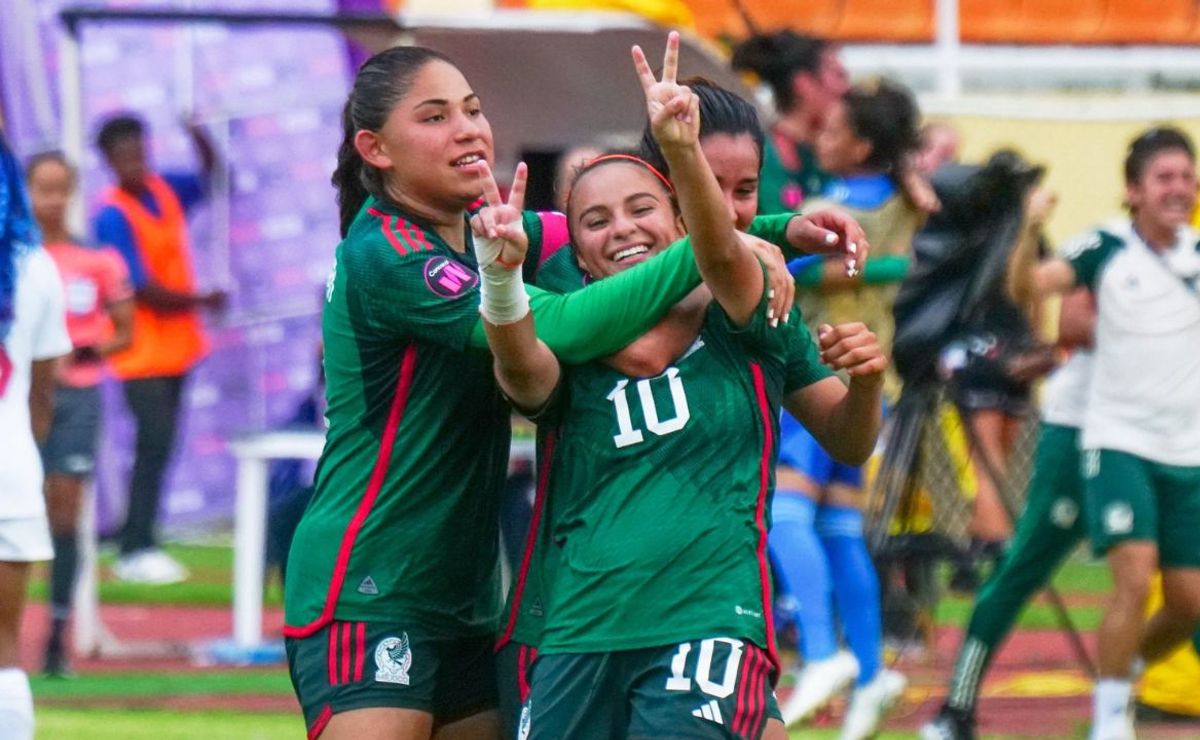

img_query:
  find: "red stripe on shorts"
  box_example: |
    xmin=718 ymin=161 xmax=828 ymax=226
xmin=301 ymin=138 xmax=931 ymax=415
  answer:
xmin=308 ymin=704 xmax=334 ymax=740
xmin=327 ymin=623 xmax=338 ymax=685
xmin=341 ymin=622 xmax=351 ymax=684
xmin=749 ymin=647 xmax=767 ymax=737
xmin=354 ymin=622 xmax=366 ymax=681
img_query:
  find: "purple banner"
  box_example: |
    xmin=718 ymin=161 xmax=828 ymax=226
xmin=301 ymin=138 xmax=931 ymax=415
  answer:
xmin=3 ymin=0 xmax=356 ymax=534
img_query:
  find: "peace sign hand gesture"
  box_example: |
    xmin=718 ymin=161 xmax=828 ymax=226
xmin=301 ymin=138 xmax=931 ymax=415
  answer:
xmin=632 ymin=31 xmax=699 ymax=152
xmin=470 ymin=161 xmax=528 ymax=270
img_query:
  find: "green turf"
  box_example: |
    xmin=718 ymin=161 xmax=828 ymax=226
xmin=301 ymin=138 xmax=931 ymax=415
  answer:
xmin=35 ymin=707 xmax=1048 ymax=740
xmin=31 ymin=670 xmax=293 ymax=699
xmin=36 ymin=708 xmax=300 ymax=740
xmin=27 ymin=543 xmax=283 ymax=607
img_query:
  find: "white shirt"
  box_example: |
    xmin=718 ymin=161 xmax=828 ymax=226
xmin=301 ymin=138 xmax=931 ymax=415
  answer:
xmin=0 ymin=247 xmax=71 ymax=519
xmin=1067 ymin=220 xmax=1200 ymax=465
xmin=1040 ymin=350 xmax=1092 ymax=429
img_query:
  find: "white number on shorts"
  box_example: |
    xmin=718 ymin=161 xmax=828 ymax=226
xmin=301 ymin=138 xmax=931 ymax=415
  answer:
xmin=664 ymin=637 xmax=745 ymax=699
xmin=606 ymin=368 xmax=691 ymax=449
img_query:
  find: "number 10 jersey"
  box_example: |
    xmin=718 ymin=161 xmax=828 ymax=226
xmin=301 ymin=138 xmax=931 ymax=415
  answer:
xmin=535 ymin=297 xmax=830 ymax=658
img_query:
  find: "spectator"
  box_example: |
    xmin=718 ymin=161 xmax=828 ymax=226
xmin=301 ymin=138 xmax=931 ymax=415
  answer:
xmin=27 ymin=150 xmax=134 ymax=675
xmin=0 ymin=130 xmax=72 ymax=740
xmin=92 ymin=114 xmax=226 ymax=584
xmin=732 ymin=31 xmax=848 ymax=213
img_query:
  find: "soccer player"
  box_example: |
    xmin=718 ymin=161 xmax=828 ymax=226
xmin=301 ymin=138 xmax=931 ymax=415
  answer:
xmin=0 ymin=132 xmax=72 ymax=740
xmin=1027 ymin=126 xmax=1200 ymax=740
xmin=27 ymin=151 xmax=134 ymax=676
xmin=771 ymin=78 xmax=925 ymax=736
xmin=494 ymin=75 xmax=869 ymax=740
xmin=474 ymin=35 xmax=887 ymax=738
xmin=282 ymin=44 xmax=802 ymax=740
xmin=920 ymin=290 xmax=1095 ymax=740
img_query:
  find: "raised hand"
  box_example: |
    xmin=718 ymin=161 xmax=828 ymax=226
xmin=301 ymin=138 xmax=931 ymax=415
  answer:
xmin=817 ymin=322 xmax=888 ymax=379
xmin=631 ymin=31 xmax=698 ymax=152
xmin=470 ymin=161 xmax=528 ymax=270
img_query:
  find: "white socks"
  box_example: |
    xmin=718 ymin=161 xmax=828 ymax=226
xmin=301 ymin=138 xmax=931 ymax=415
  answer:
xmin=1091 ymin=678 xmax=1133 ymax=740
xmin=0 ymin=668 xmax=34 ymax=740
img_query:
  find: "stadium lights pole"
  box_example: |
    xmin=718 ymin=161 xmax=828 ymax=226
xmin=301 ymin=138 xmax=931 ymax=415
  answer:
xmin=935 ymin=0 xmax=961 ymax=97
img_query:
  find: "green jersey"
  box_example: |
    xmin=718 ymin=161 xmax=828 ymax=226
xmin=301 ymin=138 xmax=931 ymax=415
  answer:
xmin=758 ymin=135 xmax=833 ymax=215
xmin=496 ymin=214 xmax=810 ymax=651
xmin=539 ymin=295 xmax=829 ymax=657
xmin=284 ymin=198 xmax=704 ymax=640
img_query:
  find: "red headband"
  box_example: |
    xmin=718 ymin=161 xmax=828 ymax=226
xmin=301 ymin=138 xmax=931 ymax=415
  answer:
xmin=567 ymin=154 xmax=676 ymax=209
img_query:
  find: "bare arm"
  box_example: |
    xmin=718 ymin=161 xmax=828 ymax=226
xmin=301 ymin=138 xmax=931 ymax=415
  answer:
xmin=1057 ymin=287 xmax=1096 ymax=349
xmin=99 ymin=297 xmax=135 ymax=356
xmin=783 ymin=323 xmax=886 ymax=465
xmin=634 ymin=34 xmax=762 ymax=327
xmin=472 ymin=162 xmax=562 ymax=413
xmin=29 ymin=358 xmax=58 ymax=444
xmin=1032 ymin=258 xmax=1077 ymax=297
xmin=137 ymin=281 xmax=225 ymax=314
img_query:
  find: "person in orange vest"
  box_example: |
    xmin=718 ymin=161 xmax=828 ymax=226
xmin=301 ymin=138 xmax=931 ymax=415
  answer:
xmin=92 ymin=114 xmax=226 ymax=585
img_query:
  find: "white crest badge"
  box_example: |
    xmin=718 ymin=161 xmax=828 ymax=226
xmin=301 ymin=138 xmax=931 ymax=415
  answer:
xmin=375 ymin=633 xmax=412 ymax=685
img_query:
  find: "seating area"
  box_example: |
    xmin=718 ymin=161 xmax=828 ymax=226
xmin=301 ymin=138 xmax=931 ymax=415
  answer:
xmin=678 ymin=0 xmax=1200 ymax=45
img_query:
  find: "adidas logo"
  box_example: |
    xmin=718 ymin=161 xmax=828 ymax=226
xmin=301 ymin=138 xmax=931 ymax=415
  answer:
xmin=357 ymin=576 xmax=379 ymax=595
xmin=691 ymin=699 xmax=724 ymax=725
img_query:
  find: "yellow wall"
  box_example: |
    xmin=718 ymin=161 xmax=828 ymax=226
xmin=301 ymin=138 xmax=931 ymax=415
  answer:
xmin=928 ymin=95 xmax=1200 ymax=248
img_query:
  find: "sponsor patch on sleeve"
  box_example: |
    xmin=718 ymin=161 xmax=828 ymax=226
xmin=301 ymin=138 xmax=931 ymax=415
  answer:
xmin=423 ymin=256 xmax=479 ymax=299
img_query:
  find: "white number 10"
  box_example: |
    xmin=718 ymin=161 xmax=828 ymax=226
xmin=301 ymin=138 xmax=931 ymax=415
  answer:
xmin=605 ymin=367 xmax=691 ymax=448
xmin=665 ymin=638 xmax=745 ymax=698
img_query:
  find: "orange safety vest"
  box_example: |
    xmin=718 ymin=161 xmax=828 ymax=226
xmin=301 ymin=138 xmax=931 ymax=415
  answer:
xmin=103 ymin=174 xmax=207 ymax=379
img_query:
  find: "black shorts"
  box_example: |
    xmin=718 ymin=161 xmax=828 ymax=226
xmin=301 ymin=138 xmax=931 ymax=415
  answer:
xmin=40 ymin=384 xmax=101 ymax=476
xmin=526 ymin=638 xmax=777 ymax=740
xmin=285 ymin=620 xmax=497 ymax=738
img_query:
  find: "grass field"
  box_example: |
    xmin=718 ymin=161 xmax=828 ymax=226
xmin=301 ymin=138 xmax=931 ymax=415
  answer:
xmin=24 ymin=542 xmax=1115 ymax=739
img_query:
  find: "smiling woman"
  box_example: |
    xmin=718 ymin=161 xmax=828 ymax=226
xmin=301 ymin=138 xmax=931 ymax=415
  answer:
xmin=281 ymin=44 xmax=732 ymax=740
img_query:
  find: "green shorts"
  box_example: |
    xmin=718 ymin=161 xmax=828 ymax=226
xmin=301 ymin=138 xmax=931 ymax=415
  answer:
xmin=496 ymin=641 xmax=538 ymax=740
xmin=285 ymin=620 xmax=497 ymax=738
xmin=1083 ymin=448 xmax=1200 ymax=568
xmin=526 ymin=638 xmax=777 ymax=740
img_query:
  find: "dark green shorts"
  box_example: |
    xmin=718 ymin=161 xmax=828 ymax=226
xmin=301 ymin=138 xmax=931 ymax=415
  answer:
xmin=1084 ymin=448 xmax=1200 ymax=568
xmin=526 ymin=638 xmax=777 ymax=740
xmin=496 ymin=641 xmax=538 ymax=740
xmin=285 ymin=620 xmax=497 ymax=738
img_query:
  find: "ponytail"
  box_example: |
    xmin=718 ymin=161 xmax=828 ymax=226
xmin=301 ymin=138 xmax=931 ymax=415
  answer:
xmin=332 ymin=45 xmax=455 ymax=238
xmin=333 ymin=100 xmax=370 ymax=238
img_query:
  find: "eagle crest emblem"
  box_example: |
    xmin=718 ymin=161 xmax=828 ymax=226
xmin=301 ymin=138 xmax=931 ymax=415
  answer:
xmin=375 ymin=633 xmax=412 ymax=685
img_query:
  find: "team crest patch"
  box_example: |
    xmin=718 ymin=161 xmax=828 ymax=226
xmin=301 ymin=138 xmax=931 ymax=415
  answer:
xmin=1050 ymin=498 xmax=1079 ymax=529
xmin=1104 ymin=502 xmax=1134 ymax=536
xmin=375 ymin=633 xmax=413 ymax=685
xmin=424 ymin=256 xmax=478 ymax=299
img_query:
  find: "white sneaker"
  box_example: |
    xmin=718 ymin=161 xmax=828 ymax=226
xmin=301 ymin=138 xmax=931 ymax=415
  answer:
xmin=840 ymin=669 xmax=907 ymax=740
xmin=113 ymin=549 xmax=189 ymax=585
xmin=780 ymin=650 xmax=860 ymax=727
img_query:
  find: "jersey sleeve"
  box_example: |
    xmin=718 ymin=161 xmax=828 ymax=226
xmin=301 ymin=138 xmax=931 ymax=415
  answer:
xmin=746 ymin=213 xmax=802 ymax=258
xmin=522 ymin=210 xmax=570 ymax=286
xmin=783 ymin=319 xmax=834 ymax=394
xmin=94 ymin=206 xmax=147 ymax=288
xmin=349 ymin=239 xmax=484 ymax=352
xmin=467 ymin=235 xmax=703 ymax=364
xmin=98 ymin=247 xmax=135 ymax=305
xmin=29 ymin=251 xmax=72 ymax=360
xmin=1063 ymin=229 xmax=1120 ymax=292
xmin=162 ymin=171 xmax=208 ymax=213
xmin=708 ymin=260 xmax=782 ymax=354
